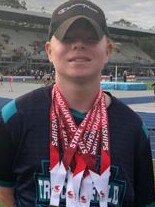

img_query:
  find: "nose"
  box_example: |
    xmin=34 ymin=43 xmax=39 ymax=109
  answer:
xmin=71 ymin=40 xmax=86 ymax=50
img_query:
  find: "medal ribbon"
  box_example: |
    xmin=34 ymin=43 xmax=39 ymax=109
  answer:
xmin=49 ymin=84 xmax=110 ymax=207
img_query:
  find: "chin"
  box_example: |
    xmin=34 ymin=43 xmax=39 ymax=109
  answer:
xmin=72 ymin=74 xmax=97 ymax=82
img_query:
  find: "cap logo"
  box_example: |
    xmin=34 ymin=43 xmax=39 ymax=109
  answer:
xmin=58 ymin=3 xmax=98 ymax=15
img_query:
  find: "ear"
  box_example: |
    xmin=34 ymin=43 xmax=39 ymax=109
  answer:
xmin=45 ymin=41 xmax=53 ymax=63
xmin=106 ymin=39 xmax=113 ymax=57
xmin=105 ymin=38 xmax=113 ymax=64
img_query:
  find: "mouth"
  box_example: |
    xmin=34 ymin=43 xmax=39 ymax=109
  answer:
xmin=68 ymin=56 xmax=91 ymax=62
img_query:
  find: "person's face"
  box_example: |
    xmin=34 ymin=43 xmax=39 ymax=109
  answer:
xmin=45 ymin=19 xmax=112 ymax=83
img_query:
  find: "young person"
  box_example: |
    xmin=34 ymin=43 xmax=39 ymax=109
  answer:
xmin=151 ymin=82 xmax=155 ymax=98
xmin=122 ymin=70 xmax=127 ymax=82
xmin=0 ymin=73 xmax=3 ymax=86
xmin=0 ymin=0 xmax=154 ymax=206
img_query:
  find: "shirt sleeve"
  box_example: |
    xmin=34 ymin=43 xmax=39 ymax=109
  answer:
xmin=134 ymin=123 xmax=155 ymax=207
xmin=0 ymin=119 xmax=16 ymax=187
xmin=0 ymin=100 xmax=20 ymax=187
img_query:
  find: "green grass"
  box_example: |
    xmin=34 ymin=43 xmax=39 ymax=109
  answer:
xmin=143 ymin=80 xmax=155 ymax=90
xmin=0 ymin=203 xmax=6 ymax=207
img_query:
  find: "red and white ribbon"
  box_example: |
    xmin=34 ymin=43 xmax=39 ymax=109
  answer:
xmin=49 ymin=84 xmax=111 ymax=207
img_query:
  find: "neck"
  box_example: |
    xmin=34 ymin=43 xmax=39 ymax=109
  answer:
xmin=55 ymin=77 xmax=101 ymax=113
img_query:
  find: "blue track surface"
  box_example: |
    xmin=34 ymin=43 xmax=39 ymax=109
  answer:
xmin=119 ymin=96 xmax=154 ymax=105
xmin=101 ymin=81 xmax=147 ymax=90
xmin=137 ymin=112 xmax=155 ymax=159
xmin=119 ymin=95 xmax=155 ymax=158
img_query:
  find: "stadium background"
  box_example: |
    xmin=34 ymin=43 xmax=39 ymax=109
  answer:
xmin=0 ymin=6 xmax=155 ymax=78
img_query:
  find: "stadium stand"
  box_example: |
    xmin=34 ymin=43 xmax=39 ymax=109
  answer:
xmin=0 ymin=28 xmax=47 ymax=58
xmin=111 ymin=41 xmax=153 ymax=64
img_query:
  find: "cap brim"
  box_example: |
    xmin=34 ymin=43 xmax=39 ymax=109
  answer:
xmin=54 ymin=15 xmax=104 ymax=41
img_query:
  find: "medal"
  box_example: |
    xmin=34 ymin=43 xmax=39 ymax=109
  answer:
xmin=49 ymin=85 xmax=111 ymax=207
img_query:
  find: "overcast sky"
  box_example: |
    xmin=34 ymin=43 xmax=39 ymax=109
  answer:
xmin=25 ymin=0 xmax=155 ymax=29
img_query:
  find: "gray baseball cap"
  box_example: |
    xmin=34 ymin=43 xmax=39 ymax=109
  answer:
xmin=48 ymin=0 xmax=109 ymax=41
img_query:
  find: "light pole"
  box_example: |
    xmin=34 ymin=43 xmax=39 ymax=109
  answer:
xmin=115 ymin=65 xmax=118 ymax=82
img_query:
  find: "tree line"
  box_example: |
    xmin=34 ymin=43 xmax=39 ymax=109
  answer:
xmin=0 ymin=0 xmax=27 ymax=10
